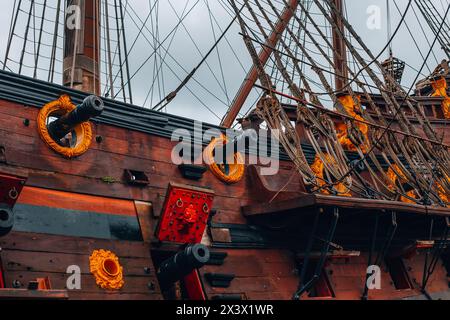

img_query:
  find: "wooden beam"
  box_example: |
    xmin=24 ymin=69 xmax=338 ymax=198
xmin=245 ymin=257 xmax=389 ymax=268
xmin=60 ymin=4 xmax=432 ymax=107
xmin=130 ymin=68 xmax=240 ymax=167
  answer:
xmin=331 ymin=0 xmax=348 ymax=91
xmin=296 ymin=250 xmax=361 ymax=259
xmin=0 ymin=289 xmax=69 ymax=300
xmin=242 ymin=194 xmax=450 ymax=217
xmin=63 ymin=0 xmax=101 ymax=94
xmin=221 ymin=0 xmax=300 ymax=128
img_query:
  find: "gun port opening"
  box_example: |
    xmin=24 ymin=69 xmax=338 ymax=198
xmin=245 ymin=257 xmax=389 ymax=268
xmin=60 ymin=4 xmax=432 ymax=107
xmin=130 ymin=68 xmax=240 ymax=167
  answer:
xmin=47 ymin=113 xmax=78 ymax=148
xmin=0 ymin=210 xmax=9 ymax=221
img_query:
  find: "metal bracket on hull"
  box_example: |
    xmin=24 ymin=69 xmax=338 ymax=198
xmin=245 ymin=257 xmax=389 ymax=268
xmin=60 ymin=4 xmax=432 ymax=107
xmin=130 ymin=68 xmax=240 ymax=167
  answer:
xmin=0 ymin=146 xmax=6 ymax=164
xmin=361 ymin=211 xmax=398 ymax=300
xmin=421 ymin=217 xmax=450 ymax=298
xmin=375 ymin=212 xmax=398 ymax=267
xmin=293 ymin=207 xmax=340 ymax=300
xmin=0 ymin=173 xmax=27 ymax=237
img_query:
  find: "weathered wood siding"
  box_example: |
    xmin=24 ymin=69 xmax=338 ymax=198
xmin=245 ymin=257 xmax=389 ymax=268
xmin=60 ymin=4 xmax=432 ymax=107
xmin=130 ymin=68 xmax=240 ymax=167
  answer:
xmin=0 ymin=232 xmax=161 ymax=300
xmin=0 ymin=99 xmax=448 ymax=301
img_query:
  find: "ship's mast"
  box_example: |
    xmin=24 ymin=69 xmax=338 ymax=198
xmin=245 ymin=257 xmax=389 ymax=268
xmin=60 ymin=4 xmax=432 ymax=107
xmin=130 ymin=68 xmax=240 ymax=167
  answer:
xmin=64 ymin=0 xmax=101 ymax=95
xmin=331 ymin=0 xmax=348 ymax=91
xmin=221 ymin=0 xmax=300 ymax=128
xmin=222 ymin=0 xmax=349 ymax=127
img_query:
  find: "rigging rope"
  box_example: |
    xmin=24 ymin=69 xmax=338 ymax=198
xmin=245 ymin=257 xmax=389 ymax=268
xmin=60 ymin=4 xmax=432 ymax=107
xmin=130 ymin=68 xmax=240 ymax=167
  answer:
xmin=152 ymin=7 xmax=240 ymax=112
xmin=231 ymin=0 xmax=450 ymax=206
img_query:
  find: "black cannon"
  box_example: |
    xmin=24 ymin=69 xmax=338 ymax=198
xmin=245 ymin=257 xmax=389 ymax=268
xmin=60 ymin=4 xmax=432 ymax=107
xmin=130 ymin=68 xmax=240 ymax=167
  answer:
xmin=216 ymin=130 xmax=258 ymax=164
xmin=224 ymin=129 xmax=258 ymax=154
xmin=48 ymin=95 xmax=104 ymax=141
xmin=157 ymin=244 xmax=210 ymax=291
xmin=0 ymin=205 xmax=14 ymax=237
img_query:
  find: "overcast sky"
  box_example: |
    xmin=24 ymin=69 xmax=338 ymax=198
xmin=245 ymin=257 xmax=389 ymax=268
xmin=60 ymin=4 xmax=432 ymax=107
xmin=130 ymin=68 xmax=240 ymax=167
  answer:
xmin=0 ymin=0 xmax=447 ymax=126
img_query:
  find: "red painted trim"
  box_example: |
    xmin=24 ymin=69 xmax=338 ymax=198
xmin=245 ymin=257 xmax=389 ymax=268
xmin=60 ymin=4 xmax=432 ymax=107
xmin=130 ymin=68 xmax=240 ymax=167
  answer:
xmin=17 ymin=186 xmax=137 ymax=217
xmin=184 ymin=270 xmax=206 ymax=301
xmin=0 ymin=257 xmax=4 ymax=289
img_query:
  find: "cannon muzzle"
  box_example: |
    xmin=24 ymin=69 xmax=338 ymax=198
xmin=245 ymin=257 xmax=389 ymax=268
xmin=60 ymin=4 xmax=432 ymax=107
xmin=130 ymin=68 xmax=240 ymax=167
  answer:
xmin=48 ymin=95 xmax=104 ymax=141
xmin=0 ymin=205 xmax=14 ymax=237
xmin=157 ymin=244 xmax=210 ymax=291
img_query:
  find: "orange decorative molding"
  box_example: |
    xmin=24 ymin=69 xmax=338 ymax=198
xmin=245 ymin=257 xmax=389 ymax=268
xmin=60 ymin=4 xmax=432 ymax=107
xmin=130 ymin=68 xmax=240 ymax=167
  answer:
xmin=386 ymin=164 xmax=418 ymax=204
xmin=336 ymin=95 xmax=369 ymax=152
xmin=89 ymin=250 xmax=124 ymax=290
xmin=310 ymin=154 xmax=351 ymax=197
xmin=431 ymin=77 xmax=450 ymax=119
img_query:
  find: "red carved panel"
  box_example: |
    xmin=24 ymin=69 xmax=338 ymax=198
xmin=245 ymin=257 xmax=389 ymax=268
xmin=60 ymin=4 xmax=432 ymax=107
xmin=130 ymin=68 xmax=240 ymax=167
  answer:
xmin=156 ymin=183 xmax=214 ymax=243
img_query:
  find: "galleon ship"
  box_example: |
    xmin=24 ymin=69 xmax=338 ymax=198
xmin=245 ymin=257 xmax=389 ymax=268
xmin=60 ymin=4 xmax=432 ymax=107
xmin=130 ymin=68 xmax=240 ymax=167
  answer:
xmin=0 ymin=0 xmax=448 ymax=300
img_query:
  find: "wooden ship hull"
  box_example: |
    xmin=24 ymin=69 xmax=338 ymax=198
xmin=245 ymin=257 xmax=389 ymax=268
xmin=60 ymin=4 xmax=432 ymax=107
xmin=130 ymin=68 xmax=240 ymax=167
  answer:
xmin=0 ymin=70 xmax=447 ymax=300
xmin=0 ymin=0 xmax=449 ymax=301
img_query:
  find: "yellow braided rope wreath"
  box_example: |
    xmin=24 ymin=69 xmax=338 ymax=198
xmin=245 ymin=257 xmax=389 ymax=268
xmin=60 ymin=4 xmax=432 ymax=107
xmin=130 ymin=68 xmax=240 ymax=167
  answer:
xmin=37 ymin=95 xmax=93 ymax=158
xmin=204 ymin=135 xmax=245 ymax=184
xmin=89 ymin=249 xmax=124 ymax=290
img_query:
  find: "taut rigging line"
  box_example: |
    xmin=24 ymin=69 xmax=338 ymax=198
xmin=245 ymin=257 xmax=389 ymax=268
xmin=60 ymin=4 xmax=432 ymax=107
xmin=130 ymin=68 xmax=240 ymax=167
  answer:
xmin=252 ymin=83 xmax=450 ymax=149
xmin=151 ymin=5 xmax=244 ymax=112
xmin=316 ymin=0 xmax=450 ymax=193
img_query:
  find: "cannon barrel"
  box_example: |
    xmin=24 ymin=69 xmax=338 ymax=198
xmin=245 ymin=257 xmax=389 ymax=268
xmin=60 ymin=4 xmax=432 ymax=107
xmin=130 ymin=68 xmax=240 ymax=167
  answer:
xmin=0 ymin=204 xmax=14 ymax=237
xmin=48 ymin=95 xmax=104 ymax=141
xmin=157 ymin=244 xmax=210 ymax=291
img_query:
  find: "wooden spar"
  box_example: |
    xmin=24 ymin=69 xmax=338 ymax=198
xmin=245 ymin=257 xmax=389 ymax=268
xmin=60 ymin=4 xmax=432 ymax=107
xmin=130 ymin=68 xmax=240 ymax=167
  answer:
xmin=221 ymin=0 xmax=300 ymax=128
xmin=63 ymin=0 xmax=101 ymax=95
xmin=331 ymin=0 xmax=348 ymax=91
xmin=242 ymin=193 xmax=450 ymax=217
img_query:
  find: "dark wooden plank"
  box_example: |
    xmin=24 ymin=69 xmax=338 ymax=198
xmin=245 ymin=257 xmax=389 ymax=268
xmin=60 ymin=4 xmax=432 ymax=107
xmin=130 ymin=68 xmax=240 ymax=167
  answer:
xmin=200 ymin=249 xmax=299 ymax=300
xmin=0 ymin=289 xmax=68 ymax=300
xmin=0 ymin=232 xmax=152 ymax=258
xmin=0 ymin=232 xmax=163 ymax=299
xmin=241 ymin=194 xmax=316 ymax=217
xmin=242 ymin=194 xmax=450 ymax=217
xmin=68 ymin=291 xmax=162 ymax=300
xmin=3 ymin=271 xmax=158 ymax=294
xmin=1 ymin=250 xmax=156 ymax=276
xmin=134 ymin=201 xmax=154 ymax=243
xmin=202 ymin=256 xmax=264 ymax=278
xmin=204 ymin=276 xmax=275 ymax=294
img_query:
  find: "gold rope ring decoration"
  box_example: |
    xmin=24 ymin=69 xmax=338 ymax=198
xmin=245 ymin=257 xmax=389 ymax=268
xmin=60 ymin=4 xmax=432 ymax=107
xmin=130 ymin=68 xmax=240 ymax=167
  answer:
xmin=89 ymin=249 xmax=124 ymax=290
xmin=37 ymin=95 xmax=93 ymax=158
xmin=204 ymin=134 xmax=245 ymax=184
